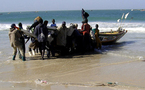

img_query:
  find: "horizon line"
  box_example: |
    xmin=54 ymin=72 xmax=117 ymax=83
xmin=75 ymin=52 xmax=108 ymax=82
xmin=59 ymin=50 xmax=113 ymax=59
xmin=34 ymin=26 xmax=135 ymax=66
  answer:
xmin=1 ymin=9 xmax=144 ymax=13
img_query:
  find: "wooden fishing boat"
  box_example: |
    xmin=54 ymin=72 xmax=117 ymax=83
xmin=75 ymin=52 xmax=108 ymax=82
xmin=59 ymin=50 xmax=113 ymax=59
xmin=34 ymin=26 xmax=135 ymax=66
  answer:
xmin=99 ymin=29 xmax=127 ymax=44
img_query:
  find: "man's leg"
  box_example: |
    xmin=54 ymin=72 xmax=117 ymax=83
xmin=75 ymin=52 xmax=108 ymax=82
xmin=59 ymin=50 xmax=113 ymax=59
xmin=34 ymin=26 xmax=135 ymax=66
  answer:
xmin=12 ymin=47 xmax=17 ymax=60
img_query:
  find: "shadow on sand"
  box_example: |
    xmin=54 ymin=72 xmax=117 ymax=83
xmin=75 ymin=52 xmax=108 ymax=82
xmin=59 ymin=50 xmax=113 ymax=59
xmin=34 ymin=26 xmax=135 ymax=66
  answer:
xmin=26 ymin=40 xmax=135 ymax=61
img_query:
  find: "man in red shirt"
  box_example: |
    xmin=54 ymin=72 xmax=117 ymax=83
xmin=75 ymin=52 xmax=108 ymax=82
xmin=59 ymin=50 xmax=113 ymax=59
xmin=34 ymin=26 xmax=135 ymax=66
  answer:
xmin=79 ymin=19 xmax=92 ymax=51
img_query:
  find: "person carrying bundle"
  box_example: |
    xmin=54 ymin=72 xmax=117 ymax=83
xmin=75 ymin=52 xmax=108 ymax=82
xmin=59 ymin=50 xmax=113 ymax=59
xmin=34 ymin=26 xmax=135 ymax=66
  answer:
xmin=28 ymin=16 xmax=42 ymax=56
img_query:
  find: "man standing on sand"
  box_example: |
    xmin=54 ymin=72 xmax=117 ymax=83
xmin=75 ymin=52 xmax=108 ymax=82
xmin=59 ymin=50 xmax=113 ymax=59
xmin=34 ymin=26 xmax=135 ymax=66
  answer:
xmin=56 ymin=21 xmax=68 ymax=55
xmin=34 ymin=19 xmax=48 ymax=60
xmin=80 ymin=19 xmax=92 ymax=51
xmin=9 ymin=24 xmax=26 ymax=61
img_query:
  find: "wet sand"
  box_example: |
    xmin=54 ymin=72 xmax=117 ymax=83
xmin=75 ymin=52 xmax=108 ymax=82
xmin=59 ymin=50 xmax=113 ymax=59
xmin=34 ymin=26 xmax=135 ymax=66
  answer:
xmin=0 ymin=51 xmax=145 ymax=90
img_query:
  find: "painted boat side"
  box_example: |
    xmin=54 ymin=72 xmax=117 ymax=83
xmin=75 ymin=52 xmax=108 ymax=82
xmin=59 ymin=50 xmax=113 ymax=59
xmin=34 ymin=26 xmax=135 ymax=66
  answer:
xmin=99 ymin=30 xmax=127 ymax=44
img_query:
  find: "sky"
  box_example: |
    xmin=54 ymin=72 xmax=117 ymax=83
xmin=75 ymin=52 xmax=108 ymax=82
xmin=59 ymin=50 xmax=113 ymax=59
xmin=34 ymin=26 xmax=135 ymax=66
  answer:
xmin=0 ymin=0 xmax=145 ymax=12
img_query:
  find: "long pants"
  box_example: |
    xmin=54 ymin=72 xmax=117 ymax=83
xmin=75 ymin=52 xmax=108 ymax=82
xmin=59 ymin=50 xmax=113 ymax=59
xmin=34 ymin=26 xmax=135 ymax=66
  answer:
xmin=46 ymin=45 xmax=55 ymax=57
xmin=83 ymin=33 xmax=91 ymax=51
xmin=13 ymin=45 xmax=25 ymax=57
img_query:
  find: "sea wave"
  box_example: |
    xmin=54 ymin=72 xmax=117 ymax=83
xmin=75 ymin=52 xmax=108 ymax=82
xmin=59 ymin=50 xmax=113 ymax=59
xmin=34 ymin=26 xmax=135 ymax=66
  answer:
xmin=0 ymin=24 xmax=11 ymax=30
xmin=0 ymin=22 xmax=145 ymax=33
xmin=0 ymin=23 xmax=31 ymax=31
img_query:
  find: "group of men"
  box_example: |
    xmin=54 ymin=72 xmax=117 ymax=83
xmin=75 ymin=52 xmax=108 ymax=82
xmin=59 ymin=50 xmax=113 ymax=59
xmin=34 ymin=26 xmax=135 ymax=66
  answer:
xmin=9 ymin=9 xmax=102 ymax=61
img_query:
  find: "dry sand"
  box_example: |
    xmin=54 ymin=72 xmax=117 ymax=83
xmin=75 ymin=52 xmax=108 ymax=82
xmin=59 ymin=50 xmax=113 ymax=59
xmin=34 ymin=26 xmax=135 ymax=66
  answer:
xmin=0 ymin=51 xmax=145 ymax=90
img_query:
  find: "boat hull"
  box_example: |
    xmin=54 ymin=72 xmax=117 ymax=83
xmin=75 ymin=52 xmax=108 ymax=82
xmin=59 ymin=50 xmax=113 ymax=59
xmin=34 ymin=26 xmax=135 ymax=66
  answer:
xmin=99 ymin=30 xmax=127 ymax=45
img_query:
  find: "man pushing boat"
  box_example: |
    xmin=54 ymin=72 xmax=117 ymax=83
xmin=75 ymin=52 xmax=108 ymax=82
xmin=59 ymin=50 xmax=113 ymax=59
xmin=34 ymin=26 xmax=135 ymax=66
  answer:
xmin=9 ymin=24 xmax=26 ymax=61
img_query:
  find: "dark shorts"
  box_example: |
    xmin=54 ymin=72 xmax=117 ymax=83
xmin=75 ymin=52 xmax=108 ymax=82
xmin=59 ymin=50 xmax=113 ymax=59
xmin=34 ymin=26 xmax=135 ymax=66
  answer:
xmin=39 ymin=42 xmax=46 ymax=50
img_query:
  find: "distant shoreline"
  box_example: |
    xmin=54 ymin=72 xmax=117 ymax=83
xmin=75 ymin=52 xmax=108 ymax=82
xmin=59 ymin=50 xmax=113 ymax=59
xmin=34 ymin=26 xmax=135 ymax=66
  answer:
xmin=1 ymin=9 xmax=144 ymax=13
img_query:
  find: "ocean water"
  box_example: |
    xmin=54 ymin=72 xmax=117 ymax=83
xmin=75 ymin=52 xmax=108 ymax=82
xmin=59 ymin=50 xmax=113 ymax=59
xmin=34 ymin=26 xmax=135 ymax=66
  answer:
xmin=0 ymin=9 xmax=145 ymax=62
xmin=0 ymin=10 xmax=145 ymax=31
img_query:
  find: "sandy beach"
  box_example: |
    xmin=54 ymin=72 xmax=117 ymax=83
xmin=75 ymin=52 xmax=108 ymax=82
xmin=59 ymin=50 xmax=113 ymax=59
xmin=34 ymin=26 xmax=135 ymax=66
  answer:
xmin=0 ymin=50 xmax=145 ymax=90
xmin=0 ymin=10 xmax=145 ymax=90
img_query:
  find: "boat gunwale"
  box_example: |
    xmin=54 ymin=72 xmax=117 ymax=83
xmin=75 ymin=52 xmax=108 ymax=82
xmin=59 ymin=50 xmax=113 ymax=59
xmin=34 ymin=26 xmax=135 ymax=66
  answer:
xmin=99 ymin=30 xmax=127 ymax=36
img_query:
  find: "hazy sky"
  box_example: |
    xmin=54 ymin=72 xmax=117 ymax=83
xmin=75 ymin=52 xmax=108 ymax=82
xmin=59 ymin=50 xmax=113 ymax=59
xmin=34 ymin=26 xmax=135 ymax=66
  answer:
xmin=1 ymin=0 xmax=144 ymax=12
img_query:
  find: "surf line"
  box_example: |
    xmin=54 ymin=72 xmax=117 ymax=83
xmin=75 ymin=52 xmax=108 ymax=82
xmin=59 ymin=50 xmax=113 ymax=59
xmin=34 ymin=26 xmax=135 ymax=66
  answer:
xmin=35 ymin=80 xmax=145 ymax=89
xmin=35 ymin=79 xmax=117 ymax=87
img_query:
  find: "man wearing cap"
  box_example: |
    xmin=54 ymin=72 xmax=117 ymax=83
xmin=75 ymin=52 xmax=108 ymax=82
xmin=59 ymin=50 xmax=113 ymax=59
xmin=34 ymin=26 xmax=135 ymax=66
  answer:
xmin=9 ymin=24 xmax=26 ymax=61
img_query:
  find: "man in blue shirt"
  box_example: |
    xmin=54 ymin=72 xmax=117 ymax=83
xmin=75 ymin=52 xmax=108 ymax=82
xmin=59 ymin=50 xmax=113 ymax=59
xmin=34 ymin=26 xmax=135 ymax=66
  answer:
xmin=50 ymin=19 xmax=57 ymax=27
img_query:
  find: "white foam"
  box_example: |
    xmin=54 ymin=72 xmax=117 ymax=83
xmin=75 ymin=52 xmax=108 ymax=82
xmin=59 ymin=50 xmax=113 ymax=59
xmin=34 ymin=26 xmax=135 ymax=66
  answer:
xmin=0 ymin=80 xmax=32 ymax=83
xmin=0 ymin=24 xmax=11 ymax=30
xmin=0 ymin=22 xmax=145 ymax=33
xmin=137 ymin=56 xmax=144 ymax=60
xmin=0 ymin=23 xmax=31 ymax=31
